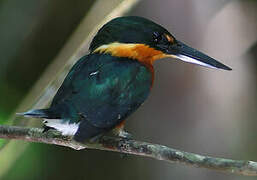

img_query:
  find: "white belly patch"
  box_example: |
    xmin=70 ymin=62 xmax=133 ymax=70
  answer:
xmin=43 ymin=119 xmax=79 ymax=136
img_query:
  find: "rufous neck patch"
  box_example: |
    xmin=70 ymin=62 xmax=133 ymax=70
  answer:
xmin=93 ymin=42 xmax=174 ymax=65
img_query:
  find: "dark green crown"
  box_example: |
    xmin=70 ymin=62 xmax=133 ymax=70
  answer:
xmin=89 ymin=16 xmax=174 ymax=52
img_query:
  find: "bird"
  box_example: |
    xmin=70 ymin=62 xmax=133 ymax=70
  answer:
xmin=19 ymin=16 xmax=232 ymax=142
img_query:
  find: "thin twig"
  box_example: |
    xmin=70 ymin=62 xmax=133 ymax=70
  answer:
xmin=0 ymin=125 xmax=256 ymax=176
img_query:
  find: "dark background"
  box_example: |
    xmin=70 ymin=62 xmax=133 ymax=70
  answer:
xmin=0 ymin=0 xmax=257 ymax=179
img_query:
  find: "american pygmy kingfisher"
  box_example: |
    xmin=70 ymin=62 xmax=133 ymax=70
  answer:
xmin=20 ymin=16 xmax=231 ymax=142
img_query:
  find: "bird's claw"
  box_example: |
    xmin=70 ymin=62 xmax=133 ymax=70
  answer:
xmin=117 ymin=130 xmax=133 ymax=140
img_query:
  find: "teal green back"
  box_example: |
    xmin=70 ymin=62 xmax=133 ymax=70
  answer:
xmin=51 ymin=53 xmax=152 ymax=139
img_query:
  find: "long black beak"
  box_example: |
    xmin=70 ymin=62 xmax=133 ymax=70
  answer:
xmin=167 ymin=40 xmax=232 ymax=70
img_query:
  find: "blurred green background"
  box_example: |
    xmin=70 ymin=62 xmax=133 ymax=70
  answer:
xmin=0 ymin=0 xmax=257 ymax=179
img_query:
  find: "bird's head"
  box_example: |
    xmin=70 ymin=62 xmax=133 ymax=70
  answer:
xmin=90 ymin=16 xmax=231 ymax=70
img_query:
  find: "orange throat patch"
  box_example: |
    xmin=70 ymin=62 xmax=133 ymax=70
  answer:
xmin=93 ymin=42 xmax=173 ymax=67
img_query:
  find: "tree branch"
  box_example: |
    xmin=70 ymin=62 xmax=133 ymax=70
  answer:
xmin=0 ymin=125 xmax=256 ymax=176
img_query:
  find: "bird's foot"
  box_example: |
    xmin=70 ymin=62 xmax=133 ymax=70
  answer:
xmin=110 ymin=128 xmax=133 ymax=140
xmin=116 ymin=130 xmax=133 ymax=159
xmin=117 ymin=130 xmax=133 ymax=139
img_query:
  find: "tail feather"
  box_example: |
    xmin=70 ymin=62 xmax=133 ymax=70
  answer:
xmin=17 ymin=109 xmax=59 ymax=119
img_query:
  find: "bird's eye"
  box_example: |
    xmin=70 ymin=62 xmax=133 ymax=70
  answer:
xmin=153 ymin=32 xmax=174 ymax=46
xmin=153 ymin=32 xmax=162 ymax=43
